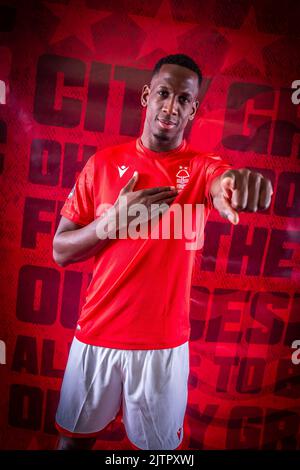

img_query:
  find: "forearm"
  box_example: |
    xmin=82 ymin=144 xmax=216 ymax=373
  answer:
xmin=53 ymin=210 xmax=117 ymax=267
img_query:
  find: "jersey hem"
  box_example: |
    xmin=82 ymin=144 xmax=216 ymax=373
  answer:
xmin=60 ymin=208 xmax=91 ymax=226
xmin=75 ymin=331 xmax=190 ymax=350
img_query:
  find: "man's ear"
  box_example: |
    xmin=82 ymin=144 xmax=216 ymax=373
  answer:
xmin=189 ymin=100 xmax=199 ymax=120
xmin=141 ymin=84 xmax=150 ymax=107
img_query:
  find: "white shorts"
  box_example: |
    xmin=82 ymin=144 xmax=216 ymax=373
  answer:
xmin=55 ymin=336 xmax=190 ymax=450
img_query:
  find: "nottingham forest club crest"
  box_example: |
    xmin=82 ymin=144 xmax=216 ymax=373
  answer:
xmin=176 ymin=166 xmax=190 ymax=192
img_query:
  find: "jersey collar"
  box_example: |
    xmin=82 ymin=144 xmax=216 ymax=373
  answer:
xmin=136 ymin=137 xmax=187 ymax=158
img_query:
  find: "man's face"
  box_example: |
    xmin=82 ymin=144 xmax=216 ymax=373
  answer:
xmin=141 ymin=63 xmax=199 ymax=144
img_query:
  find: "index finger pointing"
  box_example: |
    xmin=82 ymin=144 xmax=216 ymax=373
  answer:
xmin=221 ymin=169 xmax=243 ymax=204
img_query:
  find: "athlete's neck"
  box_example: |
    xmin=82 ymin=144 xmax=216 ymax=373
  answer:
xmin=140 ymin=131 xmax=183 ymax=153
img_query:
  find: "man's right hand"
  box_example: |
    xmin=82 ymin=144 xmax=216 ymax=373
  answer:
xmin=53 ymin=172 xmax=178 ymax=267
xmin=114 ymin=171 xmax=178 ymax=229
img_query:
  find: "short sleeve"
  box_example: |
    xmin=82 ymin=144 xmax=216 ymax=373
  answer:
xmin=204 ymin=155 xmax=232 ymax=210
xmin=60 ymin=156 xmax=95 ymax=226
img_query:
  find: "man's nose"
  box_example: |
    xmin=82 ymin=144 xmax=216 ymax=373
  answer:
xmin=162 ymin=96 xmax=178 ymax=115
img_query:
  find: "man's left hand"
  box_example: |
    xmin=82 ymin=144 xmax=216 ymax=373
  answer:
xmin=212 ymin=168 xmax=273 ymax=225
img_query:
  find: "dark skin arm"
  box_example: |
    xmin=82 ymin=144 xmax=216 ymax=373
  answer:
xmin=52 ymin=216 xmax=113 ymax=267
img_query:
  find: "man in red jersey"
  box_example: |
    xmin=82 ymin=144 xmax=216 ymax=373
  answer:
xmin=53 ymin=54 xmax=273 ymax=450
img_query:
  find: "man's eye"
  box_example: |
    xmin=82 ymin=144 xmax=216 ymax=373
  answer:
xmin=180 ymin=96 xmax=189 ymax=104
xmin=158 ymin=90 xmax=168 ymax=97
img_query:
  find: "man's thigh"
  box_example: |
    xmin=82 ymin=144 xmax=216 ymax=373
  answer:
xmin=55 ymin=337 xmax=123 ymax=436
xmin=122 ymin=341 xmax=190 ymax=450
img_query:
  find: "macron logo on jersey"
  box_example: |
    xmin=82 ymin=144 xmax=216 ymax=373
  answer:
xmin=118 ymin=165 xmax=129 ymax=177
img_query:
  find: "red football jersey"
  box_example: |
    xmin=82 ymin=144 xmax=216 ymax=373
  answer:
xmin=60 ymin=137 xmax=232 ymax=349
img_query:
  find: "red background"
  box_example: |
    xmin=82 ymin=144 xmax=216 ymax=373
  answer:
xmin=0 ymin=0 xmax=299 ymax=450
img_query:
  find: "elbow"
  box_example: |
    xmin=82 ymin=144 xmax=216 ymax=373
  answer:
xmin=52 ymin=238 xmax=69 ymax=267
xmin=52 ymin=248 xmax=68 ymax=267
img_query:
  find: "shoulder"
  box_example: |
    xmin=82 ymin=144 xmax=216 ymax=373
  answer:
xmin=186 ymin=143 xmax=227 ymax=168
xmin=93 ymin=139 xmax=136 ymax=165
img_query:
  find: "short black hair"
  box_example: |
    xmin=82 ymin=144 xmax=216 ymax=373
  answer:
xmin=151 ymin=54 xmax=202 ymax=88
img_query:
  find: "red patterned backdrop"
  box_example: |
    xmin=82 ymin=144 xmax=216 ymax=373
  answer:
xmin=0 ymin=0 xmax=299 ymax=450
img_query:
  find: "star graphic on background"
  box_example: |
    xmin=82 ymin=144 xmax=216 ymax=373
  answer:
xmin=219 ymin=7 xmax=280 ymax=76
xmin=129 ymin=0 xmax=198 ymax=59
xmin=44 ymin=0 xmax=110 ymax=51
